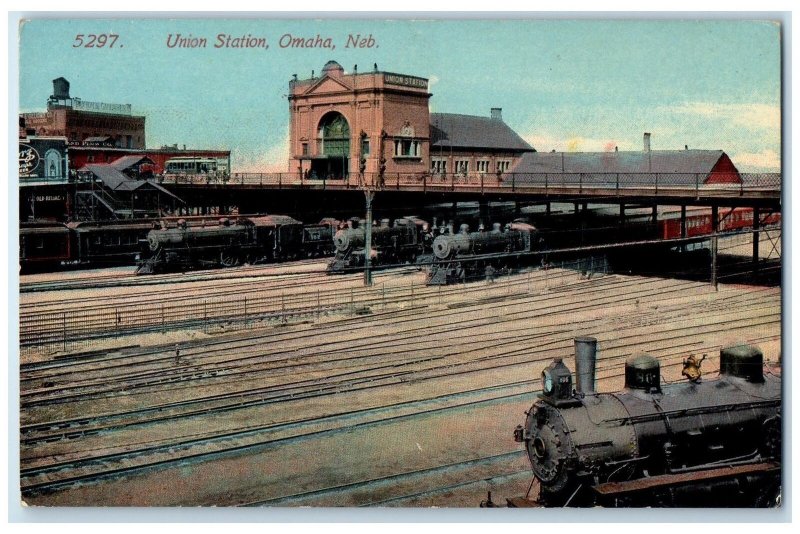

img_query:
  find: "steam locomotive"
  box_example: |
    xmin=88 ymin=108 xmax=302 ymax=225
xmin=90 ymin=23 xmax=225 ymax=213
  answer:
xmin=510 ymin=338 xmax=781 ymax=507
xmin=426 ymin=221 xmax=542 ymax=285
xmin=136 ymin=215 xmax=337 ymax=274
xmin=327 ymin=216 xmax=430 ymax=273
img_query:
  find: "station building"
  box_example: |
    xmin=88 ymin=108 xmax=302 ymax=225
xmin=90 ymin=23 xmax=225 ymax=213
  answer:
xmin=288 ymin=61 xmax=534 ymax=183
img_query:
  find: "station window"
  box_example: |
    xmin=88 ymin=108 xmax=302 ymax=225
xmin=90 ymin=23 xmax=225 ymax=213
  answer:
xmin=394 ymin=139 xmax=421 ymax=158
xmin=454 ymin=160 xmax=469 ymax=175
xmin=361 ymin=138 xmax=370 ymax=156
xmin=496 ymin=160 xmax=511 ymax=173
xmin=302 ymin=142 xmax=309 ymax=156
xmin=476 ymin=160 xmax=490 ymax=173
xmin=431 ymin=158 xmax=447 ymax=174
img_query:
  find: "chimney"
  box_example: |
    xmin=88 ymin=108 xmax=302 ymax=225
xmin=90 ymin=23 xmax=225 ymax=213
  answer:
xmin=490 ymin=108 xmax=502 ymax=120
xmin=685 ymin=144 xmax=689 ymax=150
xmin=574 ymin=336 xmax=598 ymax=395
xmin=643 ymin=132 xmax=651 ymax=152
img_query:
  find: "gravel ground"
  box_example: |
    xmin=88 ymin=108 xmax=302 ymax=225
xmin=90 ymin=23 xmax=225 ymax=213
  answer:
xmin=19 ymin=260 xmax=782 ymax=508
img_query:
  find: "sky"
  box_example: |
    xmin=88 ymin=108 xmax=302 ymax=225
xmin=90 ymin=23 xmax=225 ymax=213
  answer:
xmin=18 ymin=18 xmax=782 ymax=172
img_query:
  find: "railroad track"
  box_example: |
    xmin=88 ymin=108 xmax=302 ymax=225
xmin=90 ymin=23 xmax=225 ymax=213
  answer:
xmin=19 ymin=258 xmax=331 ymax=294
xmin=19 ymin=262 xmax=427 ymax=348
xmin=240 ymin=450 xmax=530 ymax=507
xmin=17 ymin=273 xmax=709 ymax=390
xmin=21 ymin=342 xmax=778 ymax=499
xmin=19 ymin=260 xmax=344 ymax=311
xmin=22 ymin=328 xmax=780 ymax=496
xmin=18 ymin=265 xmax=781 ymax=505
xmin=13 ymin=261 xmax=674 ymax=347
xmin=19 ymin=274 xmax=779 ymax=413
xmin=20 ymin=235 xmax=779 ymax=349
xmin=20 ymin=293 xmax=779 ymax=417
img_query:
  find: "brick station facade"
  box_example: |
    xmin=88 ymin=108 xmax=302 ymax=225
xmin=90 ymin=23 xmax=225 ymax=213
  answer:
xmin=288 ymin=61 xmax=534 ymax=185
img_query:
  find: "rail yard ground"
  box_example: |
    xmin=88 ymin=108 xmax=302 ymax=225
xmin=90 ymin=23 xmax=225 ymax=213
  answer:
xmin=18 ymin=231 xmax=782 ymax=507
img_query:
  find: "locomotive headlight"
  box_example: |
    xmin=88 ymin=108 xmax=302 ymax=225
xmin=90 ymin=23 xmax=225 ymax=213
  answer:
xmin=542 ymin=370 xmax=554 ymax=396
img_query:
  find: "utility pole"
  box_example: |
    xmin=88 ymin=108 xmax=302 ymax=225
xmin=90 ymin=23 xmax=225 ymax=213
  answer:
xmin=711 ymin=205 xmax=719 ymax=290
xmin=364 ymin=189 xmax=374 ymax=286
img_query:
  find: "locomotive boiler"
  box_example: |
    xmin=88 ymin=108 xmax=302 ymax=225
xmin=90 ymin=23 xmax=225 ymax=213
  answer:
xmin=327 ymin=216 xmax=429 ymax=273
xmin=136 ymin=215 xmax=334 ymax=274
xmin=512 ymin=338 xmax=781 ymax=507
xmin=427 ymin=221 xmax=540 ymax=285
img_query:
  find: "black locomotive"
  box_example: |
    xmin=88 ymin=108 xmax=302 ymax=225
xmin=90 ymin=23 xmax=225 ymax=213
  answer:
xmin=327 ymin=216 xmax=430 ymax=273
xmin=136 ymin=215 xmax=337 ymax=274
xmin=512 ymin=338 xmax=781 ymax=507
xmin=426 ymin=221 xmax=541 ymax=285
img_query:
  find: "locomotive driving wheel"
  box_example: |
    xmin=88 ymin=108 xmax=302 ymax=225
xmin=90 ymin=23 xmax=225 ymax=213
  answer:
xmin=220 ymin=249 xmax=241 ymax=267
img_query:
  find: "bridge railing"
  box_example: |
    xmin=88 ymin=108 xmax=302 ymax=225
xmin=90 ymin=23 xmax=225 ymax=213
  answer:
xmin=380 ymin=171 xmax=781 ymax=194
xmin=157 ymin=171 xmax=782 ymax=194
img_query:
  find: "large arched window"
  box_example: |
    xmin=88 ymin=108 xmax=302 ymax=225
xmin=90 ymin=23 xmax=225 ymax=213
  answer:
xmin=318 ymin=112 xmax=350 ymax=157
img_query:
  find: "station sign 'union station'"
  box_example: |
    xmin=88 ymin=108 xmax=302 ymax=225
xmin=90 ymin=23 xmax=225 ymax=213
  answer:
xmin=384 ymin=73 xmax=428 ymax=89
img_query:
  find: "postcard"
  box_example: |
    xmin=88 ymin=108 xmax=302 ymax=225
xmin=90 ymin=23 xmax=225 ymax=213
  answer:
xmin=16 ymin=16 xmax=783 ymax=510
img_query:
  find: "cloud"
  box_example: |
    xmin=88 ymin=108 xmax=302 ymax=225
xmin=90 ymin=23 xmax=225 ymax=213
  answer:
xmin=665 ymin=102 xmax=780 ymax=132
xmin=523 ymin=133 xmax=637 ymax=153
xmin=235 ymin=128 xmax=290 ymax=173
xmin=428 ymin=74 xmax=440 ymax=88
xmin=731 ymin=149 xmax=781 ymax=172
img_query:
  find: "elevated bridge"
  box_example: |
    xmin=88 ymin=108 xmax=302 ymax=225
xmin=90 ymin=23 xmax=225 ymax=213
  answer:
xmin=160 ymin=171 xmax=782 ymax=213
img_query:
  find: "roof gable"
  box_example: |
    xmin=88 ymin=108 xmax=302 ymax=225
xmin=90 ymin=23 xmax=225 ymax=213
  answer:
xmin=302 ymin=75 xmax=353 ymax=96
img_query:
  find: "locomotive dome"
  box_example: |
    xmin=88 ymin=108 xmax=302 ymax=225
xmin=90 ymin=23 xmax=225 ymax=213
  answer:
xmin=720 ymin=343 xmax=764 ymax=383
xmin=624 ymin=353 xmax=661 ymax=392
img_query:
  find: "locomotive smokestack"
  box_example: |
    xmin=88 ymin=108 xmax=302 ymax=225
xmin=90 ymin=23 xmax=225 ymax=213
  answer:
xmin=574 ymin=336 xmax=598 ymax=395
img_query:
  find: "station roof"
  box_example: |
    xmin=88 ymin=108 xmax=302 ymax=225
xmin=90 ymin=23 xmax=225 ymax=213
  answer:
xmin=430 ymin=113 xmax=533 ymax=152
xmin=109 ymin=155 xmax=156 ymax=171
xmin=511 ymin=150 xmax=740 ymax=184
xmin=79 ymin=163 xmax=182 ymax=200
